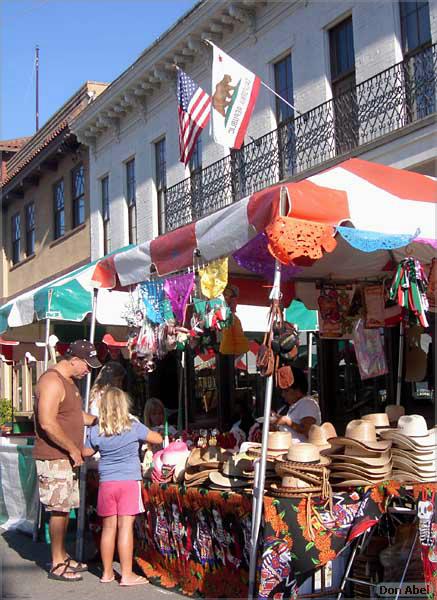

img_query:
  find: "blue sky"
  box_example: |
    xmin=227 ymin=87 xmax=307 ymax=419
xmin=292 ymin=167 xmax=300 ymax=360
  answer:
xmin=1 ymin=0 xmax=198 ymax=140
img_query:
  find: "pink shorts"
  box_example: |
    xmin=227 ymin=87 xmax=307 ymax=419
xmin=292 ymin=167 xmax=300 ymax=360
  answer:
xmin=97 ymin=480 xmax=145 ymax=517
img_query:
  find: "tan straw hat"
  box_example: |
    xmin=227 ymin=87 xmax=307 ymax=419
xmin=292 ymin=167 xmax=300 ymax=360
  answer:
xmin=329 ymin=462 xmax=392 ymax=477
xmin=222 ymin=453 xmax=254 ymax=478
xmin=308 ymin=423 xmax=337 ymax=452
xmin=247 ymin=431 xmax=293 ymax=458
xmin=330 ymin=448 xmax=391 ymax=467
xmin=362 ymin=413 xmax=390 ymax=429
xmin=277 ymin=442 xmax=331 ymax=466
xmin=208 ymin=472 xmax=248 ymax=489
xmin=330 ymin=420 xmax=391 ymax=453
xmin=380 ymin=415 xmax=437 ymax=448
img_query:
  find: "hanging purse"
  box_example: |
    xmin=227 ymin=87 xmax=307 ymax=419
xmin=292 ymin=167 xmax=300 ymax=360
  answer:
xmin=275 ymin=364 xmax=294 ymax=389
xmin=256 ymin=330 xmax=275 ymax=377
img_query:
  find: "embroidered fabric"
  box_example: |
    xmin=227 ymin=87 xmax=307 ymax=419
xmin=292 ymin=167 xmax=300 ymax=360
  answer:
xmin=164 ymin=273 xmax=195 ymax=324
xmin=266 ymin=217 xmax=337 ymax=264
xmin=232 ymin=232 xmax=301 ymax=280
xmin=199 ymin=258 xmax=228 ymax=299
xmin=336 ymin=226 xmax=419 ymax=252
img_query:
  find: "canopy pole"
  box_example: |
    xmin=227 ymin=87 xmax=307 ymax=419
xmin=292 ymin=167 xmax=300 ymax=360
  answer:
xmin=178 ymin=351 xmax=185 ymax=431
xmin=396 ymin=321 xmax=405 ymax=406
xmin=307 ymin=331 xmax=313 ymax=396
xmin=76 ymin=288 xmax=98 ymax=561
xmin=43 ymin=318 xmax=51 ymax=371
xmin=248 ymin=187 xmax=287 ymax=599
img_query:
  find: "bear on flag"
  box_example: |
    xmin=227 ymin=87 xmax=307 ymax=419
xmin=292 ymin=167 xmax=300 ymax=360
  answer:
xmin=209 ymin=41 xmax=261 ymax=150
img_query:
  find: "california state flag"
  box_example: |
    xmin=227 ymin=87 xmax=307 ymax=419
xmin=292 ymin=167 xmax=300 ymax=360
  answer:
xmin=210 ymin=42 xmax=261 ymax=149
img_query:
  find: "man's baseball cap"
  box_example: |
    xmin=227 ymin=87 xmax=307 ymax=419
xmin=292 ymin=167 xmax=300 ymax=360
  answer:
xmin=67 ymin=340 xmax=101 ymax=369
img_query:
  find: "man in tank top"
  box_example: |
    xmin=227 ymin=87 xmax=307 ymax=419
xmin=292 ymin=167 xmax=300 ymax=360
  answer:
xmin=33 ymin=340 xmax=101 ymax=582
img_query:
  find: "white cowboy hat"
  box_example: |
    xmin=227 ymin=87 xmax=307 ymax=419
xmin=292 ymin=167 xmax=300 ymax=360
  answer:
xmin=380 ymin=415 xmax=437 ymax=448
xmin=330 ymin=420 xmax=391 ymax=453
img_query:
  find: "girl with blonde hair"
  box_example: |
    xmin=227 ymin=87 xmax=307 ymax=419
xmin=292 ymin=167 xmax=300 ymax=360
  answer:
xmin=84 ymin=387 xmax=162 ymax=585
xmin=143 ymin=397 xmax=176 ymax=434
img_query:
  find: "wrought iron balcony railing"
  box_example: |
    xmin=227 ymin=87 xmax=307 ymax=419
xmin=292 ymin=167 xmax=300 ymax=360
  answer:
xmin=164 ymin=43 xmax=436 ymax=232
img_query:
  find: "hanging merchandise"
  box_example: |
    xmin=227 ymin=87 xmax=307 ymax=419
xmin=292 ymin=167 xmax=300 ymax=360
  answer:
xmin=352 ymin=318 xmax=388 ymax=380
xmin=199 ymin=257 xmax=228 ymax=299
xmin=389 ymin=257 xmax=429 ymax=327
xmin=405 ymin=325 xmax=427 ymax=383
xmin=219 ymin=314 xmax=249 ymax=355
xmin=363 ymin=284 xmax=385 ymax=328
xmin=266 ymin=216 xmax=337 ymax=264
xmin=141 ymin=280 xmax=166 ymax=324
xmin=427 ymin=258 xmax=436 ymax=312
xmin=164 ymin=273 xmax=195 ymax=325
xmin=318 ymin=285 xmax=355 ymax=338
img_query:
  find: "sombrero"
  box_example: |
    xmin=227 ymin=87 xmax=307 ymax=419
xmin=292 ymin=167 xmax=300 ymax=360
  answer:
xmin=308 ymin=423 xmax=337 ymax=453
xmin=276 ymin=442 xmax=331 ymax=466
xmin=380 ymin=415 xmax=437 ymax=449
xmin=247 ymin=431 xmax=293 ymax=459
xmin=208 ymin=472 xmax=248 ymax=489
xmin=362 ymin=413 xmax=390 ymax=430
xmin=329 ymin=420 xmax=391 ymax=453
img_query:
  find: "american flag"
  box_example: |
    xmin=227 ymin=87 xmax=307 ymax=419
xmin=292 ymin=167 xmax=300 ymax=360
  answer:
xmin=177 ymin=68 xmax=211 ymax=165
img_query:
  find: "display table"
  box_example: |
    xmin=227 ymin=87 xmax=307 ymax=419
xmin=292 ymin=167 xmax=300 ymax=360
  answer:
xmin=0 ymin=440 xmax=38 ymax=534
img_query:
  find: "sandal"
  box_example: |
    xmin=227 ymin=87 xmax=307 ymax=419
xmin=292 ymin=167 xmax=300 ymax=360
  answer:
xmin=64 ymin=555 xmax=88 ymax=573
xmin=48 ymin=562 xmax=83 ymax=582
xmin=119 ymin=575 xmax=149 ymax=586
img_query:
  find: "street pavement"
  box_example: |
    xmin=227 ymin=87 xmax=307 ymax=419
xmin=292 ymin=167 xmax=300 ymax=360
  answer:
xmin=0 ymin=530 xmax=185 ymax=600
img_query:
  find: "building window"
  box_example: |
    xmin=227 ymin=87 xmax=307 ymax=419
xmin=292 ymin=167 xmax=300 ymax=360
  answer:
xmin=189 ymin=136 xmax=203 ymax=220
xmin=274 ymin=54 xmax=295 ymax=177
xmin=72 ymin=164 xmax=85 ymax=227
xmin=155 ymin=139 xmax=167 ymax=234
xmin=11 ymin=213 xmax=21 ymax=265
xmin=126 ymin=158 xmax=137 ymax=245
xmin=101 ymin=176 xmax=110 ymax=255
xmin=400 ymin=1 xmax=431 ymax=56
xmin=53 ymin=179 xmax=65 ymax=239
xmin=274 ymin=54 xmax=294 ymax=124
xmin=329 ymin=17 xmax=358 ymax=153
xmin=25 ymin=202 xmax=35 ymax=257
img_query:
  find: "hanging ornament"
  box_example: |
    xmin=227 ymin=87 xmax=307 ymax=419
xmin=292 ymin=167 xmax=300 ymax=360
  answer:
xmin=164 ymin=272 xmax=195 ymax=324
xmin=141 ymin=280 xmax=165 ymax=324
xmin=389 ymin=258 xmax=429 ymax=327
xmin=219 ymin=314 xmax=249 ymax=355
xmin=199 ymin=258 xmax=228 ymax=299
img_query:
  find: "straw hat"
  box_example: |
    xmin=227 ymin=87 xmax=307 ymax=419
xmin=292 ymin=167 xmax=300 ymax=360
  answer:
xmin=362 ymin=413 xmax=390 ymax=429
xmin=385 ymin=404 xmax=405 ymax=425
xmin=186 ymin=447 xmax=231 ymax=470
xmin=330 ymin=470 xmax=390 ymax=482
xmin=272 ymin=443 xmax=332 ymax=498
xmin=392 ymin=470 xmax=436 ymax=483
xmin=331 ymin=477 xmax=376 ymax=488
xmin=330 ymin=420 xmax=391 ymax=453
xmin=380 ymin=415 xmax=437 ymax=448
xmin=392 ymin=447 xmax=437 ymax=462
xmin=330 ymin=448 xmax=391 ymax=467
xmin=208 ymin=471 xmax=248 ymax=489
xmin=308 ymin=423 xmax=337 ymax=452
xmin=221 ymin=453 xmax=254 ymax=478
xmin=392 ymin=456 xmax=436 ymax=474
xmin=277 ymin=442 xmax=331 ymax=466
xmin=247 ymin=431 xmax=293 ymax=458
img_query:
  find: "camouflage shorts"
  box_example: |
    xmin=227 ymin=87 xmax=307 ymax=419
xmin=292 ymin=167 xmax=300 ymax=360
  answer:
xmin=35 ymin=459 xmax=80 ymax=513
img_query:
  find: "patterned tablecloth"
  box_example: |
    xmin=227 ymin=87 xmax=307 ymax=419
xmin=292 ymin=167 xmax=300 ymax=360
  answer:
xmin=85 ymin=476 xmax=436 ymax=599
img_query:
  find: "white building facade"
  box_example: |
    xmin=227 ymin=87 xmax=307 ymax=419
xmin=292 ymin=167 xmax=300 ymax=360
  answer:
xmin=71 ymin=0 xmax=437 ymax=260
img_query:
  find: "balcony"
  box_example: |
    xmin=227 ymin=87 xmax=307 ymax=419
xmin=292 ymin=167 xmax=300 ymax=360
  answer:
xmin=164 ymin=43 xmax=436 ymax=232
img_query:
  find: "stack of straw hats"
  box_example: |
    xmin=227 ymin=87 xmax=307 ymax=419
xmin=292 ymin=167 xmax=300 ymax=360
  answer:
xmin=271 ymin=443 xmax=331 ymax=497
xmin=247 ymin=431 xmax=294 ymax=460
xmin=328 ymin=419 xmax=392 ymax=487
xmin=184 ymin=447 xmax=231 ymax=487
xmin=379 ymin=415 xmax=437 ymax=483
xmin=208 ymin=452 xmax=271 ymax=491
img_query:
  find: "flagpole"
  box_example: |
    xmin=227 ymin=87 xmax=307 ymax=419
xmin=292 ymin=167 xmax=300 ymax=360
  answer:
xmin=260 ymin=81 xmax=302 ymax=116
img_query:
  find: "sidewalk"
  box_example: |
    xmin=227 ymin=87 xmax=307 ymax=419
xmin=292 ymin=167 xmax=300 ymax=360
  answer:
xmin=0 ymin=530 xmax=184 ymax=600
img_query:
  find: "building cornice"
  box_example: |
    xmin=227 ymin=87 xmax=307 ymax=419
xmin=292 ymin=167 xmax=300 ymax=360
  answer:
xmin=71 ymin=0 xmax=272 ymax=143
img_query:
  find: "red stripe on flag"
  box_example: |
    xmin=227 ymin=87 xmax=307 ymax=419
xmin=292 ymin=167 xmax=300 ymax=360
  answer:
xmin=92 ymin=255 xmax=118 ymax=289
xmin=150 ymin=223 xmax=197 ymax=275
xmin=234 ymin=76 xmax=261 ymax=149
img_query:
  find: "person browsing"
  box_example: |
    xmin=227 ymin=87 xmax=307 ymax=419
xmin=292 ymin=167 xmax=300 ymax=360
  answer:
xmin=83 ymin=387 xmax=162 ymax=585
xmin=272 ymin=367 xmax=321 ymax=442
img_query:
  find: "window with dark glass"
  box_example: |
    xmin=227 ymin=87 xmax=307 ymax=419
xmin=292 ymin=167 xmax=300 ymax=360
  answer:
xmin=189 ymin=136 xmax=203 ymax=220
xmin=126 ymin=158 xmax=137 ymax=245
xmin=400 ymin=1 xmax=431 ymax=56
xmin=53 ymin=179 xmax=65 ymax=239
xmin=72 ymin=164 xmax=85 ymax=228
xmin=101 ymin=176 xmax=110 ymax=255
xmin=11 ymin=213 xmax=21 ymax=265
xmin=274 ymin=54 xmax=294 ymax=124
xmin=155 ymin=139 xmax=167 ymax=234
xmin=25 ymin=203 xmax=35 ymax=257
xmin=330 ymin=17 xmax=355 ymax=85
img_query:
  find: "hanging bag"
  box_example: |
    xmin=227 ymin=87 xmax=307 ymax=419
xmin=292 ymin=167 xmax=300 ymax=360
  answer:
xmin=275 ymin=364 xmax=294 ymax=389
xmin=256 ymin=329 xmax=275 ymax=377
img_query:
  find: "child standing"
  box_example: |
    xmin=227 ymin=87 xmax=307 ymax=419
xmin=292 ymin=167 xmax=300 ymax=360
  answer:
xmin=143 ymin=397 xmax=176 ymax=434
xmin=84 ymin=387 xmax=162 ymax=585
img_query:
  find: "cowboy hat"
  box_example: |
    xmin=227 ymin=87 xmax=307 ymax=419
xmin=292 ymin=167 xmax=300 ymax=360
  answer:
xmin=329 ymin=465 xmax=392 ymax=480
xmin=329 ymin=449 xmax=391 ymax=467
xmin=221 ymin=453 xmax=254 ymax=478
xmin=330 ymin=471 xmax=390 ymax=483
xmin=186 ymin=447 xmax=232 ymax=469
xmin=392 ymin=456 xmax=436 ymax=474
xmin=392 ymin=470 xmax=436 ymax=483
xmin=277 ymin=442 xmax=331 ymax=466
xmin=362 ymin=413 xmax=390 ymax=429
xmin=247 ymin=431 xmax=293 ymax=459
xmin=392 ymin=447 xmax=437 ymax=462
xmin=308 ymin=423 xmax=337 ymax=452
xmin=331 ymin=478 xmax=375 ymax=488
xmin=209 ymin=471 xmax=248 ymax=489
xmin=380 ymin=415 xmax=437 ymax=448
xmin=330 ymin=420 xmax=391 ymax=453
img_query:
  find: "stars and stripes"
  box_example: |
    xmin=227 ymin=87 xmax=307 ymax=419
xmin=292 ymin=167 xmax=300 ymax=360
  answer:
xmin=177 ymin=68 xmax=211 ymax=165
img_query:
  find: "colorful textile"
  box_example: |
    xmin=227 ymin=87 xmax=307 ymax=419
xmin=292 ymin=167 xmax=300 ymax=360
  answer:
xmin=233 ymin=233 xmax=301 ymax=281
xmin=414 ymin=484 xmax=437 ymax=599
xmin=364 ymin=284 xmax=385 ymax=328
xmin=390 ymin=257 xmax=429 ymax=327
xmin=210 ymin=42 xmax=261 ymax=150
xmin=177 ymin=68 xmax=211 ymax=165
xmin=199 ymin=258 xmax=228 ymax=299
xmin=318 ymin=286 xmax=355 ymax=339
xmin=141 ymin=281 xmax=165 ymax=324
xmin=164 ymin=273 xmax=195 ymax=324
xmin=352 ymin=318 xmax=388 ymax=380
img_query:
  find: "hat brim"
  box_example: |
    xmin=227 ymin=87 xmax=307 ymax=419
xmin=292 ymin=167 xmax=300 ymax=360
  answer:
xmin=208 ymin=472 xmax=248 ymax=488
xmin=392 ymin=470 xmax=437 ymax=483
xmin=329 ymin=452 xmax=391 ymax=467
xmin=380 ymin=430 xmax=437 ymax=448
xmin=392 ymin=447 xmax=437 ymax=462
xmin=330 ymin=465 xmax=392 ymax=478
xmin=392 ymin=458 xmax=436 ymax=474
xmin=86 ymin=356 xmax=102 ymax=369
xmin=331 ymin=478 xmax=375 ymax=488
xmin=329 ymin=436 xmax=391 ymax=453
xmin=269 ymin=482 xmax=322 ymax=497
xmin=331 ymin=471 xmax=390 ymax=482
xmin=276 ymin=454 xmax=331 ymax=466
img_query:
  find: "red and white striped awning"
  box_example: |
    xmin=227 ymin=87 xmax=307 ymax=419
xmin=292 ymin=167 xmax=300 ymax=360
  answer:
xmin=91 ymin=158 xmax=436 ymax=288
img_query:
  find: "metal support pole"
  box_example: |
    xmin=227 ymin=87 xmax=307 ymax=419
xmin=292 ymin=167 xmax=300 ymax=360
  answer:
xmin=248 ymin=187 xmax=288 ymax=600
xmin=43 ymin=318 xmax=51 ymax=371
xmin=307 ymin=332 xmax=313 ymax=396
xmin=178 ymin=352 xmax=185 ymax=431
xmin=396 ymin=322 xmax=405 ymax=406
xmin=75 ymin=289 xmax=98 ymax=561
